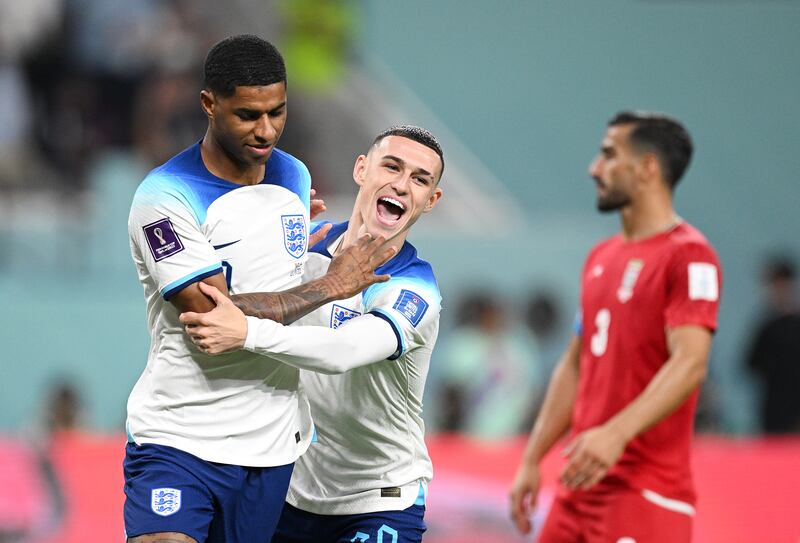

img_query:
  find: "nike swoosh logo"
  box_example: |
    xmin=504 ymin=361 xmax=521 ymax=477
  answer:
xmin=212 ymin=240 xmax=241 ymax=250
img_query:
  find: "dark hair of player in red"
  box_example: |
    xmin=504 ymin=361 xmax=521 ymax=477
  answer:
xmin=609 ymin=111 xmax=693 ymax=190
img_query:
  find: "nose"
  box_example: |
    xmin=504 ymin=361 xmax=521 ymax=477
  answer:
xmin=588 ymin=156 xmax=602 ymax=179
xmin=390 ymin=173 xmax=411 ymax=194
xmin=253 ymin=115 xmax=277 ymax=143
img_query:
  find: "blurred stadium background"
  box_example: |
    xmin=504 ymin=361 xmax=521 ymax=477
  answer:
xmin=1 ymin=0 xmax=798 ymax=541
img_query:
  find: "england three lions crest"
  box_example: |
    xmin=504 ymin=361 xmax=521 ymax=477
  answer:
xmin=331 ymin=304 xmax=361 ymax=329
xmin=151 ymin=487 xmax=181 ymax=516
xmin=281 ymin=215 xmax=307 ymax=259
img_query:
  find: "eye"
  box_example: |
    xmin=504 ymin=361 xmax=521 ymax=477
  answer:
xmin=384 ymin=163 xmax=400 ymax=172
xmin=236 ymin=111 xmax=259 ymax=121
xmin=414 ymin=176 xmax=430 ymax=186
xmin=268 ymin=107 xmax=286 ymax=118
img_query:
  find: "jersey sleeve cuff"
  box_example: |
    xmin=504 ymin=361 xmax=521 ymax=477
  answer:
xmin=244 ymin=316 xmax=280 ymax=354
xmin=665 ymin=317 xmax=718 ymax=333
xmin=368 ymin=309 xmax=405 ymax=360
xmin=161 ymin=264 xmax=223 ymax=299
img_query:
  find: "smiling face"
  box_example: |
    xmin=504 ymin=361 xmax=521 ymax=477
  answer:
xmin=201 ymin=82 xmax=287 ymax=179
xmin=352 ymin=135 xmax=443 ymax=244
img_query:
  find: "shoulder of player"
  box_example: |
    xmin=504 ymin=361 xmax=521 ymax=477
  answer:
xmin=660 ymin=222 xmax=722 ymax=283
xmin=367 ymin=244 xmax=441 ymax=311
xmin=134 ymin=143 xmax=212 ymax=198
xmin=268 ymin=147 xmax=311 ymax=179
xmin=384 ymin=242 xmax=439 ymax=290
xmin=666 ymin=222 xmax=719 ymax=259
xmin=583 ymin=234 xmax=621 ymax=265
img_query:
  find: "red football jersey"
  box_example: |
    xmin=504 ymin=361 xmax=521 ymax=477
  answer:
xmin=573 ymin=221 xmax=721 ymax=504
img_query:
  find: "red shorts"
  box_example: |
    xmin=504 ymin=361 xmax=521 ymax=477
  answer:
xmin=538 ymin=485 xmax=693 ymax=543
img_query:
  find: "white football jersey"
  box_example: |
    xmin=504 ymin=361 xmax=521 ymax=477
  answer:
xmin=286 ymin=222 xmax=441 ymax=514
xmin=126 ymin=143 xmax=313 ymax=467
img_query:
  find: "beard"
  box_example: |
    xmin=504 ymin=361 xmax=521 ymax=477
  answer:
xmin=596 ymin=187 xmax=631 ymax=212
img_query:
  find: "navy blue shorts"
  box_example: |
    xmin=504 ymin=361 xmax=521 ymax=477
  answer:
xmin=272 ymin=502 xmax=426 ymax=543
xmin=123 ymin=442 xmax=293 ymax=542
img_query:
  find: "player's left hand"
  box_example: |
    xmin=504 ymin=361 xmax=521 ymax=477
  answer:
xmin=308 ymin=222 xmax=332 ymax=249
xmin=180 ymin=282 xmax=248 ymax=355
xmin=310 ymin=188 xmax=326 ymax=220
xmin=559 ymin=424 xmax=628 ymax=490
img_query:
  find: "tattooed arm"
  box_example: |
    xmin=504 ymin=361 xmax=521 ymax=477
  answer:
xmin=231 ymin=233 xmax=395 ymax=324
xmin=231 ymin=277 xmax=338 ymax=324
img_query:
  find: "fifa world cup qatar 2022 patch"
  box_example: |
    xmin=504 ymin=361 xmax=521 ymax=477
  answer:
xmin=688 ymin=262 xmax=719 ymax=301
xmin=143 ymin=218 xmax=184 ymax=261
xmin=151 ymin=487 xmax=181 ymax=516
xmin=393 ymin=289 xmax=429 ymax=327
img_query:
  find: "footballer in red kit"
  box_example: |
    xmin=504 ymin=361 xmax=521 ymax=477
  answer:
xmin=574 ymin=222 xmax=720 ymax=506
xmin=510 ymin=111 xmax=721 ymax=543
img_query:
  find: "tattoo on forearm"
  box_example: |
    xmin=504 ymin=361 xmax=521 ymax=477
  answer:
xmin=232 ymin=279 xmax=333 ymax=324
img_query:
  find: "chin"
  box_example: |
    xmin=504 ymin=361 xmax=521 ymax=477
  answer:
xmin=369 ymin=221 xmax=403 ymax=241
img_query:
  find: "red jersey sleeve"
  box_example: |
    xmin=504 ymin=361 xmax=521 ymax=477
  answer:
xmin=664 ymin=241 xmax=722 ymax=332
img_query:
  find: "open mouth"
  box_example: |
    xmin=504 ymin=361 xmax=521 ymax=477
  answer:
xmin=376 ymin=196 xmax=406 ymax=225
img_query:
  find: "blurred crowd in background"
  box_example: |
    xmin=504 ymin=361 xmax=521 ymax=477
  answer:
xmin=0 ymin=0 xmax=359 ymax=201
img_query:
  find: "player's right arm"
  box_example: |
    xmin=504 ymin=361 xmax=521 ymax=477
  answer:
xmin=509 ymin=335 xmax=581 ymax=535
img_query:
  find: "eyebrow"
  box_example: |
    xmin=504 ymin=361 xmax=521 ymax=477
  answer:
xmin=234 ymin=101 xmax=286 ymax=115
xmin=382 ymin=155 xmax=434 ymax=178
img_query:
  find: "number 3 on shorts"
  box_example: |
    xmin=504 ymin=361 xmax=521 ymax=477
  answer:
xmin=590 ymin=308 xmax=611 ymax=356
xmin=377 ymin=524 xmax=398 ymax=543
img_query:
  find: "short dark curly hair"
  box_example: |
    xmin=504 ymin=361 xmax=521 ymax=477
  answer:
xmin=372 ymin=125 xmax=445 ymax=179
xmin=204 ymin=35 xmax=286 ymax=97
xmin=609 ymin=111 xmax=693 ymax=190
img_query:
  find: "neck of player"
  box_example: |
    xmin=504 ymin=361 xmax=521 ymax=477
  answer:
xmin=200 ymin=132 xmax=266 ymax=186
xmin=619 ymin=195 xmax=680 ymax=242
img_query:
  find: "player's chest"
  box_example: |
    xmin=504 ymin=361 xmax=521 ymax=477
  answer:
xmin=203 ymin=185 xmax=308 ymax=291
xmin=582 ymin=249 xmax=669 ymax=313
xmin=303 ymin=293 xmax=364 ymax=330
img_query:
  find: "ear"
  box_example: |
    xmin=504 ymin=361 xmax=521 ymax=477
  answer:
xmin=423 ymin=186 xmax=443 ymax=213
xmin=352 ymin=154 xmax=368 ymax=187
xmin=642 ymin=152 xmax=661 ymax=181
xmin=200 ymin=90 xmax=215 ymax=119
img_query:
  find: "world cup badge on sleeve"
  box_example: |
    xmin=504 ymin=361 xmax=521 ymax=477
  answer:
xmin=330 ymin=304 xmax=361 ymax=329
xmin=151 ymin=487 xmax=181 ymax=516
xmin=143 ymin=218 xmax=184 ymax=261
xmin=393 ymin=289 xmax=429 ymax=327
xmin=281 ymin=215 xmax=307 ymax=259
